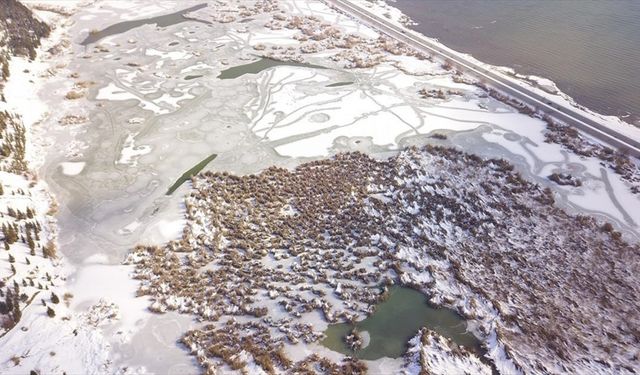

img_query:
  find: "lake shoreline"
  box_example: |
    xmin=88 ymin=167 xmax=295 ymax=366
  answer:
xmin=386 ymin=0 xmax=640 ymax=127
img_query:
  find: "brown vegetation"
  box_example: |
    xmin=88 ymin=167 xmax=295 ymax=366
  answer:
xmin=64 ymin=90 xmax=84 ymax=100
xmin=547 ymin=172 xmax=582 ymax=187
xmin=128 ymin=144 xmax=638 ymax=373
xmin=43 ymin=241 xmax=56 ymax=259
xmin=0 ymin=0 xmax=50 ymax=60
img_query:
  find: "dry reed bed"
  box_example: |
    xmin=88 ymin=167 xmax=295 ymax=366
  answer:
xmin=128 ymin=145 xmax=638 ymax=374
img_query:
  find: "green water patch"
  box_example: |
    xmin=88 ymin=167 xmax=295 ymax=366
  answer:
xmin=217 ymin=58 xmax=327 ymax=79
xmin=184 ymin=74 xmax=203 ymax=80
xmin=321 ymin=286 xmax=482 ymax=360
xmin=326 ymin=81 xmax=353 ymax=87
xmin=81 ymin=3 xmax=210 ymax=46
xmin=166 ymin=153 xmax=217 ymax=195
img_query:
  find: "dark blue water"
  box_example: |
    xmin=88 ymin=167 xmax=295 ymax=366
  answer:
xmin=393 ymin=0 xmax=640 ymax=125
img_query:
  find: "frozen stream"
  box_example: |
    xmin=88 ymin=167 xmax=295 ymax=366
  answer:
xmin=38 ymin=2 xmax=299 ymax=372
xmin=33 ymin=0 xmax=639 ymax=372
xmin=37 ymin=2 xmax=366 ymax=372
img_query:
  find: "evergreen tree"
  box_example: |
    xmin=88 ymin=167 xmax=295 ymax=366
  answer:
xmin=27 ymin=232 xmax=35 ymax=253
xmin=5 ymin=289 xmax=13 ymax=312
xmin=13 ymin=303 xmax=21 ymax=322
xmin=3 ymin=224 xmax=17 ymax=244
xmin=1 ymin=61 xmax=9 ymax=80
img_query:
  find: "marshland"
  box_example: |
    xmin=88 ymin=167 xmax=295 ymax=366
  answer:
xmin=1 ymin=0 xmax=638 ymax=374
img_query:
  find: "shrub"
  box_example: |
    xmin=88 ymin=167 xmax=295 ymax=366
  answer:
xmin=43 ymin=241 xmax=56 ymax=258
xmin=63 ymin=293 xmax=73 ymax=307
xmin=430 ymin=133 xmax=447 ymax=140
xmin=64 ymin=90 xmax=84 ymax=100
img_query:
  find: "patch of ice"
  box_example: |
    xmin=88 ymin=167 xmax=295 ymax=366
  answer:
xmin=59 ymin=161 xmax=86 ymax=176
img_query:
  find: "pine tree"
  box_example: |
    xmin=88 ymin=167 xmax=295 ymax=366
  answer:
xmin=46 ymin=306 xmax=55 ymax=318
xmin=5 ymin=289 xmax=13 ymax=312
xmin=51 ymin=293 xmax=59 ymax=304
xmin=27 ymin=233 xmax=35 ymax=253
xmin=1 ymin=61 xmax=9 ymax=80
xmin=5 ymin=225 xmax=17 ymax=244
xmin=13 ymin=303 xmax=21 ymax=322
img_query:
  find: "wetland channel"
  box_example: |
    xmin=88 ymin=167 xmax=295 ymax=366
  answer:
xmin=217 ymin=57 xmax=327 ymax=79
xmin=80 ymin=3 xmax=211 ymax=46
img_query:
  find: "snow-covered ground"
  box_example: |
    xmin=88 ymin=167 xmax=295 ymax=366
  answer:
xmin=404 ymin=329 xmax=492 ymax=375
xmin=0 ymin=2 xmax=148 ymax=374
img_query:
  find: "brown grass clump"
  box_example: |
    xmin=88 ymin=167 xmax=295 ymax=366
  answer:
xmin=58 ymin=114 xmax=88 ymax=126
xmin=74 ymin=81 xmax=95 ymax=89
xmin=43 ymin=241 xmax=57 ymax=258
xmin=46 ymin=199 xmax=59 ymax=216
xmin=64 ymin=90 xmax=84 ymax=100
